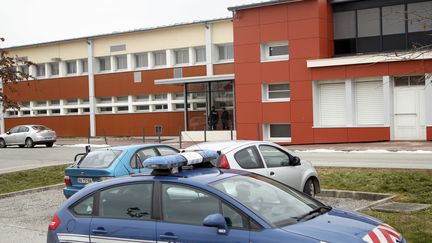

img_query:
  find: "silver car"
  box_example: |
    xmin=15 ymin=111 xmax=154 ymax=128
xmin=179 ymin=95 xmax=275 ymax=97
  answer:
xmin=185 ymin=141 xmax=320 ymax=196
xmin=0 ymin=125 xmax=57 ymax=148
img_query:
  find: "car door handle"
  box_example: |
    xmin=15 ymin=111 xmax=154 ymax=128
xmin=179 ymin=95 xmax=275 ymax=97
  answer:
xmin=270 ymin=171 xmax=275 ymax=176
xmin=160 ymin=234 xmax=178 ymax=241
xmin=92 ymin=228 xmax=107 ymax=235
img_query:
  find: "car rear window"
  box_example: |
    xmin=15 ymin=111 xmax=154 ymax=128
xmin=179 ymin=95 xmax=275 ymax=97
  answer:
xmin=32 ymin=125 xmax=49 ymax=131
xmin=78 ymin=150 xmax=122 ymax=168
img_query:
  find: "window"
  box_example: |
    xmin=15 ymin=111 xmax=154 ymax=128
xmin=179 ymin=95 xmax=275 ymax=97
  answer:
xmin=116 ymin=106 xmax=128 ymax=112
xmin=135 ymin=105 xmax=149 ymax=111
xmin=154 ymin=51 xmax=166 ymax=66
xmin=134 ymin=95 xmax=149 ymax=101
xmin=161 ymin=184 xmax=219 ymax=225
xmin=261 ymin=42 xmax=289 ymax=62
xmin=154 ymin=104 xmax=168 ymax=111
xmin=318 ymin=82 xmax=346 ymax=126
xmin=18 ymin=126 xmax=30 ymax=133
xmin=153 ymin=94 xmax=167 ymax=101
xmin=81 ymin=59 xmax=88 ymax=73
xmin=116 ymin=96 xmax=128 ymax=102
xmin=82 ymin=108 xmax=90 ymax=113
xmin=135 ymin=53 xmax=148 ymax=68
xmin=394 ymin=75 xmax=425 ymax=87
xmin=36 ymin=64 xmax=45 ymax=77
xmin=66 ymin=99 xmax=78 ymax=105
xmin=81 ymin=98 xmax=89 ymax=104
xmin=173 ymin=93 xmax=184 ymax=100
xmin=266 ymin=124 xmax=292 ymax=140
xmin=98 ymin=97 xmax=112 ymax=103
xmin=20 ymin=102 xmax=30 ymax=107
xmin=99 ymin=184 xmax=152 ymax=220
xmin=51 ymin=109 xmax=61 ymax=115
xmin=71 ymin=196 xmax=94 ymax=216
xmin=35 ymin=110 xmax=47 ymax=115
xmin=130 ymin=148 xmax=158 ymax=169
xmin=7 ymin=111 xmax=18 ymax=116
xmin=355 ymin=80 xmax=384 ymax=125
xmin=20 ymin=65 xmax=29 ymax=75
xmin=175 ymin=48 xmax=189 ymax=65
xmin=259 ymin=145 xmax=292 ymax=168
xmin=99 ymin=107 xmax=113 ymax=113
xmin=9 ymin=126 xmax=20 ymax=134
xmin=67 ymin=108 xmax=79 ymax=114
xmin=234 ymin=146 xmax=264 ymax=169
xmin=66 ymin=61 xmax=77 ymax=74
xmin=79 ymin=150 xmax=122 ymax=168
xmin=195 ymin=46 xmax=206 ymax=62
xmin=22 ymin=110 xmax=31 ymax=116
xmin=218 ymin=44 xmax=234 ymax=61
xmin=157 ymin=146 xmax=178 ymax=156
xmin=333 ymin=1 xmax=432 ymax=55
xmin=263 ymin=83 xmax=290 ymax=101
xmin=50 ymin=63 xmax=59 ymax=76
xmin=98 ymin=57 xmax=111 ymax=72
xmin=50 ymin=100 xmax=60 ymax=105
xmin=174 ymin=103 xmax=185 ymax=110
xmin=35 ymin=101 xmax=47 ymax=106
xmin=115 ymin=55 xmax=127 ymax=70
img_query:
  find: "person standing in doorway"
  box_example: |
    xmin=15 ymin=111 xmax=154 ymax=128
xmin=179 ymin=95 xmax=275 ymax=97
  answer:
xmin=221 ymin=107 xmax=229 ymax=130
xmin=208 ymin=106 xmax=219 ymax=130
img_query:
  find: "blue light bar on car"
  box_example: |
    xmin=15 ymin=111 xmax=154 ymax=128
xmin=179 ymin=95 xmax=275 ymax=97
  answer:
xmin=143 ymin=150 xmax=219 ymax=169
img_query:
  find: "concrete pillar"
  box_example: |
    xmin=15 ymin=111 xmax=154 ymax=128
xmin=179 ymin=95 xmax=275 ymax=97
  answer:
xmin=127 ymin=53 xmax=135 ymax=71
xmin=148 ymin=52 xmax=155 ymax=69
xmin=189 ymin=47 xmax=196 ymax=66
xmin=205 ymin=23 xmax=213 ymax=76
xmin=59 ymin=61 xmax=67 ymax=77
xmin=166 ymin=49 xmax=174 ymax=67
xmin=345 ymin=79 xmax=354 ymax=126
xmin=383 ymin=76 xmax=395 ymax=140
xmin=426 ymin=74 xmax=432 ymax=126
xmin=87 ymin=39 xmax=96 ymax=137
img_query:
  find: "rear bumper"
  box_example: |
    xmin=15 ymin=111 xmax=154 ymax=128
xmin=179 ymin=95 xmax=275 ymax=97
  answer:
xmin=63 ymin=187 xmax=81 ymax=198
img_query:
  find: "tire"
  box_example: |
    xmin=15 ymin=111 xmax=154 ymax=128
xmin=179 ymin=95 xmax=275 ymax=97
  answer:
xmin=46 ymin=142 xmax=54 ymax=148
xmin=303 ymin=178 xmax=315 ymax=197
xmin=0 ymin=139 xmax=6 ymax=148
xmin=19 ymin=145 xmax=25 ymax=148
xmin=25 ymin=138 xmax=35 ymax=148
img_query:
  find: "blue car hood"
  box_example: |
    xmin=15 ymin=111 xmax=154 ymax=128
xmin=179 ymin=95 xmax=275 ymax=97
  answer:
xmin=282 ymin=208 xmax=403 ymax=243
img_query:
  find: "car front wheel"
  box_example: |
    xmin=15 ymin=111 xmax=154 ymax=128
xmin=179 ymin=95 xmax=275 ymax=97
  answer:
xmin=25 ymin=138 xmax=35 ymax=148
xmin=46 ymin=142 xmax=54 ymax=147
xmin=0 ymin=139 xmax=6 ymax=148
xmin=303 ymin=178 xmax=315 ymax=197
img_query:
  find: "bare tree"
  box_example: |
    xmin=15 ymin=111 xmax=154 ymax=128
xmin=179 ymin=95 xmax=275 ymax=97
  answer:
xmin=0 ymin=37 xmax=33 ymax=111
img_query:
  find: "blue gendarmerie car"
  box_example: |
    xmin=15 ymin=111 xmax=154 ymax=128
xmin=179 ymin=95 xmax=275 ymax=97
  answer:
xmin=50 ymin=151 xmax=405 ymax=243
xmin=63 ymin=144 xmax=179 ymax=198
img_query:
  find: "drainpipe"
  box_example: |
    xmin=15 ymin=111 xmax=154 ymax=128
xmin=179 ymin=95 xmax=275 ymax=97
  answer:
xmin=87 ymin=39 xmax=96 ymax=137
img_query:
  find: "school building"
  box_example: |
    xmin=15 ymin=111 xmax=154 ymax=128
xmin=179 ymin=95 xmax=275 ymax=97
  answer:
xmin=1 ymin=0 xmax=431 ymax=144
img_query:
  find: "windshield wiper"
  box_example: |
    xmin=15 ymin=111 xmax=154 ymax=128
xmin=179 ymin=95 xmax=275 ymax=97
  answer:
xmin=295 ymin=205 xmax=332 ymax=222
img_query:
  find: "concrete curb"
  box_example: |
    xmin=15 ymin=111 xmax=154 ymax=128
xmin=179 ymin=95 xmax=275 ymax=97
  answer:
xmin=320 ymin=189 xmax=396 ymax=211
xmin=0 ymin=183 xmax=64 ymax=200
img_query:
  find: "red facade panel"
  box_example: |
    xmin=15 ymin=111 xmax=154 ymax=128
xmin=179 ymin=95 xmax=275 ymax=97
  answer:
xmin=234 ymin=44 xmax=261 ymax=63
xmin=290 ymin=80 xmax=312 ymax=101
xmin=290 ymin=100 xmax=313 ymax=123
xmin=235 ymin=63 xmax=262 ymax=84
xmin=262 ymin=102 xmax=291 ymax=122
xmin=261 ymin=61 xmax=290 ymax=82
xmin=291 ymin=122 xmax=314 ymax=144
xmin=5 ymin=116 xmax=90 ymax=137
xmin=259 ymin=4 xmax=287 ymax=24
xmin=427 ymin=127 xmax=432 ymax=141
xmin=234 ymin=26 xmax=261 ymax=45
xmin=313 ymin=128 xmax=349 ymax=143
xmin=95 ymin=113 xmax=184 ymax=137
xmin=235 ymin=84 xmax=262 ymax=102
xmin=236 ymin=123 xmax=261 ymax=140
xmin=236 ymin=102 xmax=262 ymax=124
xmin=213 ymin=64 xmax=234 ymax=75
xmin=260 ymin=22 xmax=289 ymax=43
xmin=347 ymin=127 xmax=390 ymax=142
xmin=4 ymin=76 xmax=89 ymax=102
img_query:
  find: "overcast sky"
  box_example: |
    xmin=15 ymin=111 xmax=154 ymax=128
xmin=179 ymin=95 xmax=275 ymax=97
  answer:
xmin=1 ymin=0 xmax=264 ymax=48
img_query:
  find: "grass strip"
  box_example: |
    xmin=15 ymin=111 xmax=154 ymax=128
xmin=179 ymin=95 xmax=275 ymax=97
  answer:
xmin=0 ymin=164 xmax=68 ymax=194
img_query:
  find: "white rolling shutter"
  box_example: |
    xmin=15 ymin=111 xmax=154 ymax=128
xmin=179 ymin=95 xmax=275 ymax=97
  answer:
xmin=355 ymin=81 xmax=384 ymax=125
xmin=319 ymin=82 xmax=346 ymax=126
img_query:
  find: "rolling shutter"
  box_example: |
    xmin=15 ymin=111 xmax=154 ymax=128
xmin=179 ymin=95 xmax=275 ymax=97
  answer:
xmin=319 ymin=82 xmax=346 ymax=126
xmin=355 ymin=81 xmax=384 ymax=125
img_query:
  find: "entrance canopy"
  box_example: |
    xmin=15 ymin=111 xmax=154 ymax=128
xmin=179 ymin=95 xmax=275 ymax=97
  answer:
xmin=155 ymin=74 xmax=234 ymax=85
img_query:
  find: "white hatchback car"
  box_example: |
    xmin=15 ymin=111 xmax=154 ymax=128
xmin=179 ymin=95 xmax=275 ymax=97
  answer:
xmin=186 ymin=141 xmax=320 ymax=196
xmin=0 ymin=125 xmax=57 ymax=148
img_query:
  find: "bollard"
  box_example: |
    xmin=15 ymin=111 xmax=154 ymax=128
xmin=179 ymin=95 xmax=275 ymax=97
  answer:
xmin=257 ymin=123 xmax=261 ymax=141
xmin=179 ymin=128 xmax=182 ymax=149
xmin=103 ymin=129 xmax=108 ymax=144
xmin=87 ymin=128 xmax=91 ymax=144
xmin=142 ymin=128 xmax=145 ymax=143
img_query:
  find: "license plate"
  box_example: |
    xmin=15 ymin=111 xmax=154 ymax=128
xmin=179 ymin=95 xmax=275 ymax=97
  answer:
xmin=77 ymin=177 xmax=93 ymax=184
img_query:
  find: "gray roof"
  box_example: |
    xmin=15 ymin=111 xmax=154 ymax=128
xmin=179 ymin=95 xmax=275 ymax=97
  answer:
xmin=228 ymin=0 xmax=302 ymax=11
xmin=4 ymin=17 xmax=232 ymax=51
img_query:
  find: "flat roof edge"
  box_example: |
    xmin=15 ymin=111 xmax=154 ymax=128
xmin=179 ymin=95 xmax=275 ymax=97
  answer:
xmin=228 ymin=0 xmax=302 ymax=11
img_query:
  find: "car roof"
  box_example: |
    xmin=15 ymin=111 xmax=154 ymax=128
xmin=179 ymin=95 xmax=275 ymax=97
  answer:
xmin=185 ymin=140 xmax=268 ymax=153
xmin=93 ymin=144 xmax=175 ymax=151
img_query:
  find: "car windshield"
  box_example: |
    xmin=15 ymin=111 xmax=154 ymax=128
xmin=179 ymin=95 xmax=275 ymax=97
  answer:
xmin=210 ymin=174 xmax=322 ymax=227
xmin=32 ymin=125 xmax=49 ymax=131
xmin=78 ymin=150 xmax=122 ymax=168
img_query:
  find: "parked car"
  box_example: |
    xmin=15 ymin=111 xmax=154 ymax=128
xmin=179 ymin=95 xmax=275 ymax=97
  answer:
xmin=185 ymin=141 xmax=320 ymax=196
xmin=48 ymin=152 xmax=405 ymax=243
xmin=63 ymin=144 xmax=179 ymax=198
xmin=0 ymin=125 xmax=57 ymax=148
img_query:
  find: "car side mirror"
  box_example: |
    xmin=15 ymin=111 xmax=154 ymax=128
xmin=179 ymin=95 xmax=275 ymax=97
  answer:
xmin=203 ymin=213 xmax=229 ymax=235
xmin=6 ymin=131 xmax=11 ymax=135
xmin=290 ymin=156 xmax=301 ymax=166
